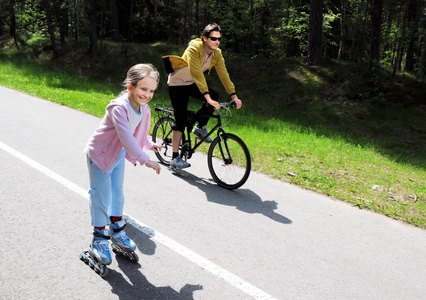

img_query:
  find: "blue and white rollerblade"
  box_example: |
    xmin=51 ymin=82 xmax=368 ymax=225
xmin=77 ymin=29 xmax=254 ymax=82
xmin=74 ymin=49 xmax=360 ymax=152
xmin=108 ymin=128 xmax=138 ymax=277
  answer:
xmin=79 ymin=228 xmax=112 ymax=278
xmin=110 ymin=219 xmax=139 ymax=263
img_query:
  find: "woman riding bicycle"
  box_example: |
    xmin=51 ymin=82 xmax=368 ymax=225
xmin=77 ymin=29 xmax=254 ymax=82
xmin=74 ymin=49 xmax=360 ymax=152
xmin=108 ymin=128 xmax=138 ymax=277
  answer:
xmin=162 ymin=23 xmax=242 ymax=169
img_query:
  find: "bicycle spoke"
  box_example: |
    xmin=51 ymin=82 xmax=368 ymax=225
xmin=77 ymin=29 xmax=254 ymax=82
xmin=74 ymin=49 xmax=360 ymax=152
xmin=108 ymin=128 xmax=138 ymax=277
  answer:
xmin=152 ymin=116 xmax=174 ymax=165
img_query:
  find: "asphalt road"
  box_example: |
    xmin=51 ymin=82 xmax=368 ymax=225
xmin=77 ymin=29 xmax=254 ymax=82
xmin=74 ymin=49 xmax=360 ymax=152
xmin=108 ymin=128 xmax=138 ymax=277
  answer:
xmin=0 ymin=85 xmax=425 ymax=300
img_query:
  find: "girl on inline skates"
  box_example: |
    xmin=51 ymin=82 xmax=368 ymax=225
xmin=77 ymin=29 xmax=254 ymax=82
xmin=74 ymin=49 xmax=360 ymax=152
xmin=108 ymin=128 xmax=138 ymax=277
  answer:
xmin=81 ymin=63 xmax=161 ymax=275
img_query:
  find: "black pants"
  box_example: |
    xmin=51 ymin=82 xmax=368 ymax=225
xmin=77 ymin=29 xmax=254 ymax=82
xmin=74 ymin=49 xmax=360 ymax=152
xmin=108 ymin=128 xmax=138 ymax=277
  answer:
xmin=167 ymin=83 xmax=219 ymax=132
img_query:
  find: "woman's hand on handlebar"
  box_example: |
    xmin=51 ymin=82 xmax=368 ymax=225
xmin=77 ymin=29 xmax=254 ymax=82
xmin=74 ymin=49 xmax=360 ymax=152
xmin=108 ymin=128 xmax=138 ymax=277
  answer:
xmin=208 ymin=99 xmax=221 ymax=110
xmin=205 ymin=94 xmax=221 ymax=110
xmin=231 ymin=96 xmax=242 ymax=109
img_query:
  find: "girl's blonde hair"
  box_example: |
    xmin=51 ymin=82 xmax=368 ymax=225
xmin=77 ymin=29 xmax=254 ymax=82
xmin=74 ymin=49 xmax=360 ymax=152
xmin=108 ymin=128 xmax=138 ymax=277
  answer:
xmin=121 ymin=63 xmax=160 ymax=93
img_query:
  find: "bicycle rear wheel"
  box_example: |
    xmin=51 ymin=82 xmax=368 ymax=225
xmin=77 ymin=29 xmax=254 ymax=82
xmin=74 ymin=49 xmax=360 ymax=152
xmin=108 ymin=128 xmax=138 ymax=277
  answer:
xmin=207 ymin=133 xmax=251 ymax=189
xmin=152 ymin=116 xmax=175 ymax=165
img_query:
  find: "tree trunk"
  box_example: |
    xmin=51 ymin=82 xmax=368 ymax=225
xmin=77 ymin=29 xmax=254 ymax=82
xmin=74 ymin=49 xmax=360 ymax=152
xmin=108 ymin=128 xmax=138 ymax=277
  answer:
xmin=338 ymin=0 xmax=348 ymax=60
xmin=195 ymin=0 xmax=199 ymax=34
xmin=89 ymin=0 xmax=98 ymax=57
xmin=110 ymin=0 xmax=119 ymax=41
xmin=56 ymin=1 xmax=67 ymax=47
xmin=418 ymin=2 xmax=426 ymax=80
xmin=381 ymin=2 xmax=393 ymax=59
xmin=0 ymin=12 xmax=3 ymax=36
xmin=72 ymin=0 xmax=78 ymax=41
xmin=307 ymin=0 xmax=324 ymax=65
xmin=44 ymin=0 xmax=58 ymax=57
xmin=405 ymin=0 xmax=419 ymax=72
xmin=127 ymin=0 xmax=134 ymax=43
xmin=370 ymin=0 xmax=383 ymax=68
xmin=10 ymin=3 xmax=18 ymax=50
xmin=393 ymin=9 xmax=407 ymax=76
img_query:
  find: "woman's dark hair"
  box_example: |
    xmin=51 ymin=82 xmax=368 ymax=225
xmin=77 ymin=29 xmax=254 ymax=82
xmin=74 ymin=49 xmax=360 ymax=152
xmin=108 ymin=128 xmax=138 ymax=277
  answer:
xmin=202 ymin=23 xmax=221 ymax=38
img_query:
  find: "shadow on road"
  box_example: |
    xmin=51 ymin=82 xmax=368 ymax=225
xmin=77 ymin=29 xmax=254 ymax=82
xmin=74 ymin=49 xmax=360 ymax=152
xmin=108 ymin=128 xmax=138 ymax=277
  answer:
xmin=107 ymin=263 xmax=202 ymax=300
xmin=170 ymin=169 xmax=292 ymax=225
xmin=102 ymin=168 xmax=291 ymax=298
xmin=106 ymin=224 xmax=203 ymax=299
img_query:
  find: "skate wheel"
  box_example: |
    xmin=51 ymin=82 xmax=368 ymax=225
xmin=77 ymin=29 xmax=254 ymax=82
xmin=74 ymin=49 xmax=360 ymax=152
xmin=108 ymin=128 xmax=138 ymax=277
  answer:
xmin=128 ymin=252 xmax=139 ymax=263
xmin=79 ymin=251 xmax=89 ymax=264
xmin=99 ymin=265 xmax=109 ymax=278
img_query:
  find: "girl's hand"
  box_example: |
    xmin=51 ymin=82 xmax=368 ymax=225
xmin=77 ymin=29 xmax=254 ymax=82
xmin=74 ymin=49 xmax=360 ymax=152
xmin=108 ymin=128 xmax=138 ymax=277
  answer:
xmin=151 ymin=143 xmax=162 ymax=153
xmin=145 ymin=160 xmax=161 ymax=174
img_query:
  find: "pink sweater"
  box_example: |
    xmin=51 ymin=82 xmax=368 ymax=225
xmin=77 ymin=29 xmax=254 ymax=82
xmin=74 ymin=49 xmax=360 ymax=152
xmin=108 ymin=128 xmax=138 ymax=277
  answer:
xmin=84 ymin=93 xmax=154 ymax=173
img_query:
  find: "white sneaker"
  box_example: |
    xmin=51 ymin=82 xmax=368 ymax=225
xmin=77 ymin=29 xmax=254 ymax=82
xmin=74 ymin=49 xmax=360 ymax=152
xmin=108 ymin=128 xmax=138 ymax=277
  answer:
xmin=170 ymin=155 xmax=191 ymax=169
xmin=193 ymin=125 xmax=212 ymax=143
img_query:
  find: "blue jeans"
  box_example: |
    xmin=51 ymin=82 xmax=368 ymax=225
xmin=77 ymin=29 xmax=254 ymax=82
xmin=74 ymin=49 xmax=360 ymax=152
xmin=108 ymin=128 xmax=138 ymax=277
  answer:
xmin=87 ymin=149 xmax=126 ymax=227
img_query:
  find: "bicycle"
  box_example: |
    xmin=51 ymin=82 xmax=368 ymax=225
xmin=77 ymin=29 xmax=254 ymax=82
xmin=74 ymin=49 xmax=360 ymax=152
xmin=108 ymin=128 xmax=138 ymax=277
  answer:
xmin=152 ymin=102 xmax=251 ymax=190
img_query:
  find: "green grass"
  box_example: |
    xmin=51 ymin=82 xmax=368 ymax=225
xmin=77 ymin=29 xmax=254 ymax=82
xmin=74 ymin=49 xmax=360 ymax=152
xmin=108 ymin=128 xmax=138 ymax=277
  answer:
xmin=1 ymin=38 xmax=425 ymax=228
xmin=232 ymin=112 xmax=424 ymax=226
xmin=0 ymin=58 xmax=115 ymax=117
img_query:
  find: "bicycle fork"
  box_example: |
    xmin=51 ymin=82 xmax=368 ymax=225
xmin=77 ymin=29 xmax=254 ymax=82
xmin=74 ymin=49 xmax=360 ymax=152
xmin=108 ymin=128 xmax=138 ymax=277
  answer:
xmin=215 ymin=129 xmax=233 ymax=165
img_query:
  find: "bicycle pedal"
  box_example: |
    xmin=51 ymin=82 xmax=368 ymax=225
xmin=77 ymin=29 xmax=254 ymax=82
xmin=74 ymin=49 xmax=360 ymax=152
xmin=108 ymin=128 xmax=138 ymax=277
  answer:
xmin=169 ymin=165 xmax=181 ymax=172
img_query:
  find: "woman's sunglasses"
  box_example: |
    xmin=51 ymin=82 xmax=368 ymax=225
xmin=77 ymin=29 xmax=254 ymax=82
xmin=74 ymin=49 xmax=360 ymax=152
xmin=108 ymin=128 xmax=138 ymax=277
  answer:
xmin=208 ymin=36 xmax=221 ymax=42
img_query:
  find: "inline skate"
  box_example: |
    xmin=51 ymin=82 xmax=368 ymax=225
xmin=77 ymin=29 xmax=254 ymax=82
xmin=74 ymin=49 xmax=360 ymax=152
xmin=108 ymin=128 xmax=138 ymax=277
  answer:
xmin=110 ymin=219 xmax=139 ymax=263
xmin=79 ymin=228 xmax=112 ymax=278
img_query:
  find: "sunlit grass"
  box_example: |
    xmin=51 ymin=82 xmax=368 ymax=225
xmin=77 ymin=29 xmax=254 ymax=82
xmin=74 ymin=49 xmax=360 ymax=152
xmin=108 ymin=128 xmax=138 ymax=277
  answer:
xmin=235 ymin=114 xmax=425 ymax=227
xmin=0 ymin=58 xmax=114 ymax=117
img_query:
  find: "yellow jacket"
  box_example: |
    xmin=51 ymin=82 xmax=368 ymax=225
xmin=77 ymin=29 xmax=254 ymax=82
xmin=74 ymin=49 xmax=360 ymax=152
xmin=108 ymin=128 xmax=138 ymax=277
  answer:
xmin=163 ymin=39 xmax=236 ymax=96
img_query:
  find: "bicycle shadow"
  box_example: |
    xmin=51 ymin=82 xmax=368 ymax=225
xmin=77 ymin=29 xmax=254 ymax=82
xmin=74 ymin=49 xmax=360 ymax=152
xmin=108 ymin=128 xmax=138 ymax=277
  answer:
xmin=105 ymin=223 xmax=203 ymax=299
xmin=169 ymin=169 xmax=292 ymax=225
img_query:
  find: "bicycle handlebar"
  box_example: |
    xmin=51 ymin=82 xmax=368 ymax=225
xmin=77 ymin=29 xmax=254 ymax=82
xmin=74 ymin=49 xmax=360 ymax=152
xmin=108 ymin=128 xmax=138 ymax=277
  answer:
xmin=155 ymin=102 xmax=237 ymax=113
xmin=219 ymin=102 xmax=237 ymax=109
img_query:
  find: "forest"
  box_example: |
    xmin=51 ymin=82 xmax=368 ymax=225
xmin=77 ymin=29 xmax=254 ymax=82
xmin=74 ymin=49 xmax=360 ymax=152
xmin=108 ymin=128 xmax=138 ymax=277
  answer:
xmin=1 ymin=0 xmax=426 ymax=77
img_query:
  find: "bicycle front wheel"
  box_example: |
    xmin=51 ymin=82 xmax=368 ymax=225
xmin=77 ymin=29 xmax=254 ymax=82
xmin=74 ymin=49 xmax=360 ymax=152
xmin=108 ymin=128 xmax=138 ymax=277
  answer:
xmin=207 ymin=133 xmax=251 ymax=189
xmin=152 ymin=116 xmax=175 ymax=165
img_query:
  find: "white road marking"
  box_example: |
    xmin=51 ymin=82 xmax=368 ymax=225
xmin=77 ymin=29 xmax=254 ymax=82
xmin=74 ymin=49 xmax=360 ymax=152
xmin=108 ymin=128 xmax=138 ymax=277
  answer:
xmin=0 ymin=141 xmax=278 ymax=300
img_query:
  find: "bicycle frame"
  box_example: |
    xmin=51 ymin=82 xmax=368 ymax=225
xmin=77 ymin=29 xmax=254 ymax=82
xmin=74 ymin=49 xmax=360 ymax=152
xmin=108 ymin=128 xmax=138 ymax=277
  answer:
xmin=183 ymin=111 xmax=225 ymax=160
xmin=154 ymin=104 xmax=229 ymax=160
